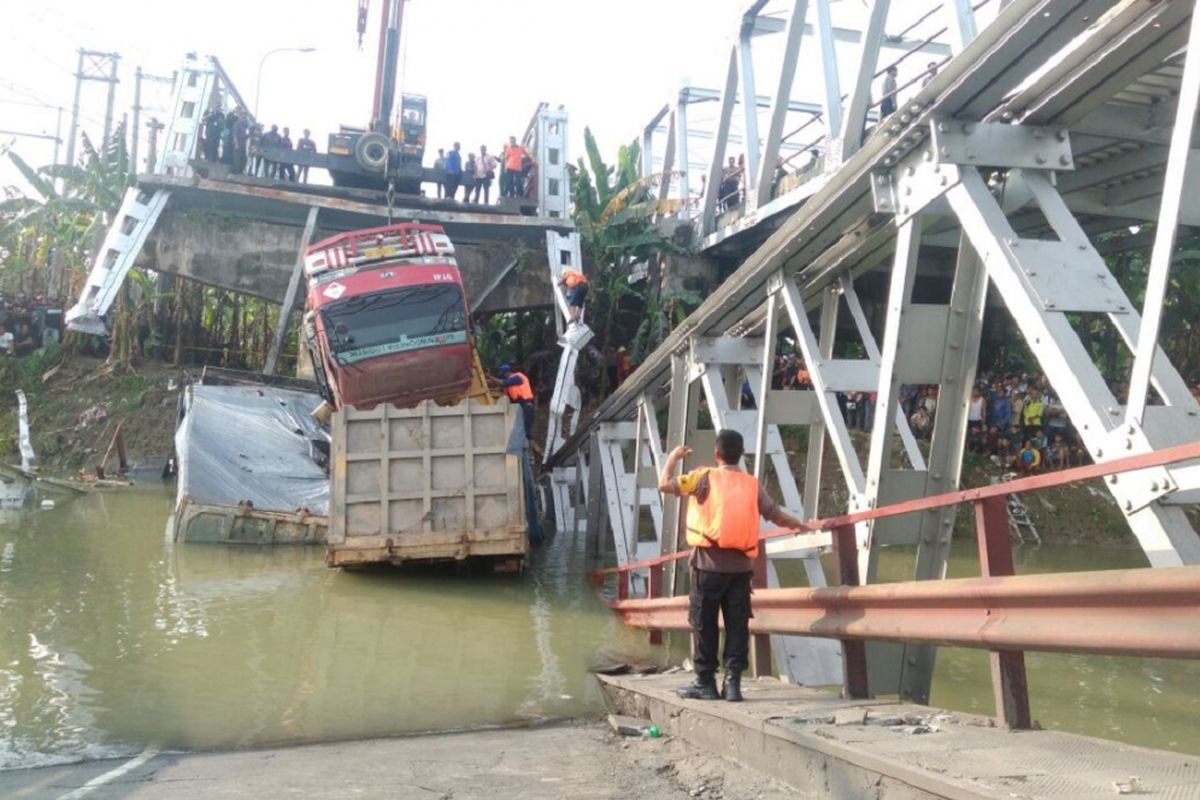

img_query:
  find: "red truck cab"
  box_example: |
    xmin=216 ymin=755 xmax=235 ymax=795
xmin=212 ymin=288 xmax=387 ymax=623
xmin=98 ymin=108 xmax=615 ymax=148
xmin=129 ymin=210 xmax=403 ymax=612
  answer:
xmin=303 ymin=223 xmax=473 ymax=410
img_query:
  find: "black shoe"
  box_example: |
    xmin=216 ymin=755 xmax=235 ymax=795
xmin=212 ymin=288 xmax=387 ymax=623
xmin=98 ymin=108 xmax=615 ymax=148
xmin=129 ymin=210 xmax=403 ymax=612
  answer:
xmin=722 ymin=672 xmax=744 ymax=702
xmin=676 ymin=676 xmax=720 ymax=701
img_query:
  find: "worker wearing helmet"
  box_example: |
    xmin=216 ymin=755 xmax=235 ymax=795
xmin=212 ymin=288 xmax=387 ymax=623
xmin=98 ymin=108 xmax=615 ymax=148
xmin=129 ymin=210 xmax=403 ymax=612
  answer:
xmin=658 ymin=429 xmax=804 ymax=703
xmin=497 ymin=363 xmax=535 ymax=435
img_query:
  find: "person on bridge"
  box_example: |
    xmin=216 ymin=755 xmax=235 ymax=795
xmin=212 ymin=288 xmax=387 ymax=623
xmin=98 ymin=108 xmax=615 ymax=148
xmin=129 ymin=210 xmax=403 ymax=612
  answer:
xmin=881 ymin=65 xmax=899 ymax=117
xmin=497 ymin=364 xmax=536 ymax=435
xmin=658 ymin=429 xmax=804 ymax=703
xmin=296 ymin=129 xmax=316 ymax=182
xmin=502 ymin=136 xmax=528 ymax=198
xmin=474 ymin=145 xmax=498 ymax=204
xmin=445 ymin=143 xmax=464 ymax=201
xmin=559 ymin=268 xmax=589 ymax=327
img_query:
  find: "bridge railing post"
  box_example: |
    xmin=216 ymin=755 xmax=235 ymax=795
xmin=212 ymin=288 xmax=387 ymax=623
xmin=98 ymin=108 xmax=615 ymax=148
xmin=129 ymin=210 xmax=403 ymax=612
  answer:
xmin=974 ymin=495 xmax=1032 ymax=730
xmin=832 ymin=523 xmax=870 ymax=699
xmin=646 ymin=564 xmax=664 ymax=644
xmin=749 ymin=552 xmax=772 ymax=677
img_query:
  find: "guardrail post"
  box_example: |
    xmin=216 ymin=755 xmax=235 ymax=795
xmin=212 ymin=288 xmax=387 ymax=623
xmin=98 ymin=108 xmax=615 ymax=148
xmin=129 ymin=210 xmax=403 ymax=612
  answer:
xmin=750 ymin=552 xmax=772 ymax=677
xmin=832 ymin=523 xmax=870 ymax=699
xmin=647 ymin=564 xmax=663 ymax=645
xmin=974 ymin=496 xmax=1032 ymax=730
xmin=617 ymin=570 xmax=630 ymax=602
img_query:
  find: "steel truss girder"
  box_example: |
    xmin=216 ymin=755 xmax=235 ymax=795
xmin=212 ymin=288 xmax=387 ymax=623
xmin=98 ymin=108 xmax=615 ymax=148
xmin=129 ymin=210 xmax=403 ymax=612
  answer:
xmin=941 ymin=166 xmax=1200 ymax=566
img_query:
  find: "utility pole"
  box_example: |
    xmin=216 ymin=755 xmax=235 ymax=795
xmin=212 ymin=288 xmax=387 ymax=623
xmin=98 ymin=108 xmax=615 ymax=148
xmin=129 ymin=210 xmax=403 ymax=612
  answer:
xmin=131 ymin=68 xmax=175 ymax=175
xmin=145 ymin=117 xmax=164 ymax=174
xmin=65 ymin=49 xmax=121 ymax=168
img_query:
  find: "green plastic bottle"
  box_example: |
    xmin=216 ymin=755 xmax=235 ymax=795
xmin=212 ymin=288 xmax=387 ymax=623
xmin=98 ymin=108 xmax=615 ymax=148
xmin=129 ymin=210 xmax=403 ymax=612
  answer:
xmin=647 ymin=725 xmax=661 ymax=738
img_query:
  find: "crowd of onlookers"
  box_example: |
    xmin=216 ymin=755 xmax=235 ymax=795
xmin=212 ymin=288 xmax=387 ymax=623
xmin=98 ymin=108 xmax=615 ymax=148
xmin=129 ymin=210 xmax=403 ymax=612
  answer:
xmin=0 ymin=293 xmax=64 ymax=357
xmin=199 ymin=108 xmax=317 ymax=182
xmin=766 ymin=354 xmax=1090 ymax=474
xmin=431 ymin=136 xmax=536 ymax=205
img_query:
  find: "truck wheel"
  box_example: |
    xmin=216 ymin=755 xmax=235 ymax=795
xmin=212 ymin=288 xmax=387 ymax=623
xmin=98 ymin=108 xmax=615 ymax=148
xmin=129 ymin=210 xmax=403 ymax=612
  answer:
xmin=354 ymin=133 xmax=390 ymax=173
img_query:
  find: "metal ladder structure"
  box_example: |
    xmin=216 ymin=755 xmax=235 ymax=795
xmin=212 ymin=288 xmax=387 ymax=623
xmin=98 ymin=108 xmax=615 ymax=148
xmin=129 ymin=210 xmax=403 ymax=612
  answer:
xmin=66 ymin=57 xmax=242 ymax=334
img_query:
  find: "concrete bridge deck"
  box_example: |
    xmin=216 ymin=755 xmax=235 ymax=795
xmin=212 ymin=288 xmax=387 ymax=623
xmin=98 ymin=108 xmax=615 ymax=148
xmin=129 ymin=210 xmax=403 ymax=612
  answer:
xmin=599 ymin=672 xmax=1200 ymax=799
xmin=135 ymin=173 xmax=569 ymax=314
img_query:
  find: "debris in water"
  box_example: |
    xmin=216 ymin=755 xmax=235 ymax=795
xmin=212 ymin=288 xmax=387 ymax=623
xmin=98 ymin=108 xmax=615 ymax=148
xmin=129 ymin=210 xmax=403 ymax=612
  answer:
xmin=39 ymin=499 xmax=54 ymax=510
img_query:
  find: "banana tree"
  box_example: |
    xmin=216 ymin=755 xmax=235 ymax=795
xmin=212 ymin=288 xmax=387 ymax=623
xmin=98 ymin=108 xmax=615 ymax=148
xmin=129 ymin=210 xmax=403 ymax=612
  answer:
xmin=572 ymin=128 xmax=687 ymax=395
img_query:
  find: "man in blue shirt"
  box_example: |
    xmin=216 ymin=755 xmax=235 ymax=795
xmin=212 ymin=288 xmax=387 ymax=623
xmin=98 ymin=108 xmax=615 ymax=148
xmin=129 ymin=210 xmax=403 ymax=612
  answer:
xmin=444 ymin=142 xmax=463 ymax=200
xmin=988 ymin=384 xmax=1011 ymax=430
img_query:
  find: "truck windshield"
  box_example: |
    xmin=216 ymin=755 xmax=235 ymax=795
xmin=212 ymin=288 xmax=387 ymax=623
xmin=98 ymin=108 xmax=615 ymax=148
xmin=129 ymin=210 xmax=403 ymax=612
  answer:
xmin=323 ymin=284 xmax=467 ymax=365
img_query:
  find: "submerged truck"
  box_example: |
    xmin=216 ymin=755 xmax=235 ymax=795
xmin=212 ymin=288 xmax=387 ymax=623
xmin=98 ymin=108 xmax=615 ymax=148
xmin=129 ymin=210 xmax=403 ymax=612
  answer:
xmin=173 ymin=220 xmax=538 ymax=571
xmin=302 ymin=222 xmax=475 ymax=412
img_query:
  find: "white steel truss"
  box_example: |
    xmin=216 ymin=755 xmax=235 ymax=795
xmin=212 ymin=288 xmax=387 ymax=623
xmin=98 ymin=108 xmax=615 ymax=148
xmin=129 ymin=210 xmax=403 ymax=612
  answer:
xmin=552 ymin=0 xmax=1200 ymax=705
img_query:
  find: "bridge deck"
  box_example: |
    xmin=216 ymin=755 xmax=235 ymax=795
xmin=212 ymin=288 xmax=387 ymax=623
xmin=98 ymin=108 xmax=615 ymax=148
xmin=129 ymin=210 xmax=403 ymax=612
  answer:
xmin=599 ymin=672 xmax=1200 ymax=799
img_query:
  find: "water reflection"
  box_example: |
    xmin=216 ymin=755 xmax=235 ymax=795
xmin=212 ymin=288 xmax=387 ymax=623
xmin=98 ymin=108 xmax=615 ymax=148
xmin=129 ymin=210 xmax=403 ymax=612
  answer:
xmin=1 ymin=489 xmax=1197 ymax=770
xmin=0 ymin=489 xmax=650 ymax=768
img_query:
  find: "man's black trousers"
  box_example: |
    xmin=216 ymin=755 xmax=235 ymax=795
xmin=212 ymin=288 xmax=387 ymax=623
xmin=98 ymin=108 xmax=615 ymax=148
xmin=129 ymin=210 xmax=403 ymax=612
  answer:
xmin=689 ymin=568 xmax=752 ymax=676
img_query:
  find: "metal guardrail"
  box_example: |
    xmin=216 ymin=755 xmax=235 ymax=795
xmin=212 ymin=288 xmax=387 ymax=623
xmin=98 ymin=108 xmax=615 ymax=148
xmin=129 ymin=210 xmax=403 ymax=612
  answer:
xmin=590 ymin=438 xmax=1200 ymax=729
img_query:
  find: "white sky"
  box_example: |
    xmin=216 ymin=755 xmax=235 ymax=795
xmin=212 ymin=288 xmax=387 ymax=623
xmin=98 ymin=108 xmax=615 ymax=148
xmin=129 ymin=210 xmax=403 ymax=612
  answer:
xmin=0 ymin=0 xmax=976 ymax=194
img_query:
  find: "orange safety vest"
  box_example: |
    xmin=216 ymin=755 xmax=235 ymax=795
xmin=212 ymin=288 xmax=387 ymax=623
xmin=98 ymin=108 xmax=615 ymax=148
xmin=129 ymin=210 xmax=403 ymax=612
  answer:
xmin=561 ymin=269 xmax=588 ymax=288
xmin=504 ymin=371 xmax=534 ymax=403
xmin=685 ymin=468 xmax=761 ymax=558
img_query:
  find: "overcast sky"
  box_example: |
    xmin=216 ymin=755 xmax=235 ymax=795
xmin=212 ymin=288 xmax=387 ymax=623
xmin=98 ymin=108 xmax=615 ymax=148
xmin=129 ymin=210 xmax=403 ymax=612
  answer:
xmin=0 ymin=0 xmax=973 ymax=194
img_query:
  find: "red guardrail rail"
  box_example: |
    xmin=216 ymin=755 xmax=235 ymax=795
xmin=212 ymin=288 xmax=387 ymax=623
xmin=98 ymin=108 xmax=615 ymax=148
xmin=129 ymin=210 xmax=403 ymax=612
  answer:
xmin=589 ymin=438 xmax=1200 ymax=729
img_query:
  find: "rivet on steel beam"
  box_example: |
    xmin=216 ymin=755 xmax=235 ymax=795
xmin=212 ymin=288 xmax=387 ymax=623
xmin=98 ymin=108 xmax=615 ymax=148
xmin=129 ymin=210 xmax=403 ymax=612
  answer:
xmin=938 ymin=121 xmax=949 ymax=133
xmin=940 ymin=176 xmax=948 ymax=186
xmin=902 ymin=205 xmax=910 ymax=214
xmin=1059 ymin=155 xmax=1071 ymax=166
xmin=889 ymin=124 xmax=902 ymax=134
xmin=907 ymin=165 xmax=916 ymax=176
xmin=1096 ymin=449 xmax=1104 ymax=457
xmin=1109 ymin=475 xmax=1118 ymax=484
xmin=940 ymin=146 xmax=950 ymax=158
xmin=1124 ymin=500 xmax=1132 ymax=511
xmin=962 ymin=123 xmax=975 ymax=134
xmin=905 ymin=186 xmax=913 ymax=195
xmin=924 ymin=150 xmax=933 ymax=162
xmin=1125 ymin=439 xmax=1133 ymax=450
xmin=1046 ymin=301 xmax=1056 ymax=309
xmin=1033 ymin=128 xmax=1045 ymax=139
xmin=1128 ymin=424 xmax=1136 ymax=434
xmin=900 ymin=114 xmax=911 ymax=124
xmin=1056 ymin=129 xmax=1068 ymax=141
xmin=1150 ymin=481 xmax=1159 ymax=491
xmin=1035 ymin=154 xmax=1047 ymax=165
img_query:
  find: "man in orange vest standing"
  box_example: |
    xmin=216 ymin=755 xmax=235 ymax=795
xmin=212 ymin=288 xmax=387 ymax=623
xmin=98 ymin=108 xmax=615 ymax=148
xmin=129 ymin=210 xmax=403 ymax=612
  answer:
xmin=658 ymin=429 xmax=803 ymax=702
xmin=498 ymin=363 xmax=536 ymax=435
xmin=559 ymin=268 xmax=588 ymax=327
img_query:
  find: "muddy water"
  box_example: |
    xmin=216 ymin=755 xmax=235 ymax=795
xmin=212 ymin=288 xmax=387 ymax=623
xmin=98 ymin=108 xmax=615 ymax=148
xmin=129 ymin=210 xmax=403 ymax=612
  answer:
xmin=1 ymin=488 xmax=1197 ymax=769
xmin=0 ymin=488 xmax=648 ymax=769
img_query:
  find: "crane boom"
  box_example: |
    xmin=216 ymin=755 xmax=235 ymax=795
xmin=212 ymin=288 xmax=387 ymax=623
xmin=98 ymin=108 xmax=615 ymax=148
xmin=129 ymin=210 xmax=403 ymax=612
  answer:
xmin=370 ymin=0 xmax=406 ymax=135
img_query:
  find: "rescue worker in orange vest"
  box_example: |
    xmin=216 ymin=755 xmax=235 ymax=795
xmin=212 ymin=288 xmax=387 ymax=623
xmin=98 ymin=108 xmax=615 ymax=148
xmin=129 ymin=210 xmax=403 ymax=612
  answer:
xmin=658 ymin=429 xmax=804 ymax=702
xmin=498 ymin=363 xmax=536 ymax=435
xmin=558 ymin=268 xmax=588 ymax=327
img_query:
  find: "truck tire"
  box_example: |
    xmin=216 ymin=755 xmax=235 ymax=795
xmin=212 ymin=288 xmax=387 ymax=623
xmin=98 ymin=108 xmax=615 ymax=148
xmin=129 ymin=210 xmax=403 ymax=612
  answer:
xmin=354 ymin=132 xmax=390 ymax=173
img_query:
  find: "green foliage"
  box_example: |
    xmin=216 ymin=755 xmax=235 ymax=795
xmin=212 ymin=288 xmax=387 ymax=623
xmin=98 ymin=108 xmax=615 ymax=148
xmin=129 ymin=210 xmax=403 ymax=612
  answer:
xmin=571 ymin=128 xmax=686 ymax=393
xmin=1 ymin=123 xmax=132 ymax=294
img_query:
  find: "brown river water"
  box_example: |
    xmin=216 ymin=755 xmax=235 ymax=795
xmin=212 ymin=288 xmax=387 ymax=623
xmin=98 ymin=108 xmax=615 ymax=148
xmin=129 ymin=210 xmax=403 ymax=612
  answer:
xmin=0 ymin=486 xmax=1197 ymax=769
